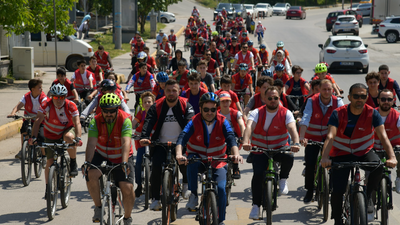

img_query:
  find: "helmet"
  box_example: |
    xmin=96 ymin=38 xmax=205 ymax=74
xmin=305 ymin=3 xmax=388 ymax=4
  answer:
xmin=212 ymin=31 xmax=218 ymax=36
xmin=137 ymin=51 xmax=147 ymax=59
xmin=260 ymin=44 xmax=266 ymax=49
xmin=187 ymin=69 xmax=198 ymax=77
xmin=194 ymin=6 xmax=196 ymax=9
xmin=277 ymin=41 xmax=284 ymax=47
xmin=190 ymin=16 xmax=194 ymax=19
xmin=207 ymin=24 xmax=211 ymax=27
xmin=218 ymin=12 xmax=222 ymax=16
xmin=315 ymin=63 xmax=328 ymax=73
xmin=258 ymin=21 xmax=262 ymax=24
xmin=231 ymin=36 xmax=238 ymax=41
xmin=237 ymin=12 xmax=241 ymax=16
xmin=50 ymin=83 xmax=68 ymax=96
xmin=199 ymin=92 xmax=220 ymax=106
xmin=239 ymin=63 xmax=248 ymax=70
xmin=321 ymin=62 xmax=329 ymax=68
xmin=247 ymin=40 xmax=253 ymax=46
xmin=262 ymin=69 xmax=273 ymax=77
xmin=191 ymin=27 xmax=197 ymax=31
xmin=222 ymin=7 xmax=225 ymax=10
xmin=170 ymin=29 xmax=174 ymax=32
xmin=242 ymin=31 xmax=248 ymax=36
xmin=99 ymin=93 xmax=121 ymax=109
xmin=156 ymin=71 xmax=169 ymax=83
xmin=275 ymin=64 xmax=285 ymax=72
xmin=100 ymin=79 xmax=117 ymax=92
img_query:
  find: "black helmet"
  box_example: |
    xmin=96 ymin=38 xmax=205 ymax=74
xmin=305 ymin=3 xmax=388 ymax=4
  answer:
xmin=231 ymin=36 xmax=238 ymax=41
xmin=100 ymin=79 xmax=117 ymax=92
xmin=199 ymin=92 xmax=220 ymax=107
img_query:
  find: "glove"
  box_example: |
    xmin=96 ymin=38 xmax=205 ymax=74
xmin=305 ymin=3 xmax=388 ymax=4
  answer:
xmin=28 ymin=137 xmax=37 ymax=145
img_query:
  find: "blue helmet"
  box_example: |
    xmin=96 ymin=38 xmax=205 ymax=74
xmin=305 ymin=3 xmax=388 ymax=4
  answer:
xmin=247 ymin=40 xmax=253 ymax=46
xmin=275 ymin=64 xmax=285 ymax=72
xmin=262 ymin=69 xmax=273 ymax=77
xmin=199 ymin=92 xmax=220 ymax=106
xmin=137 ymin=51 xmax=147 ymax=60
xmin=156 ymin=71 xmax=169 ymax=82
xmin=260 ymin=44 xmax=266 ymax=49
xmin=239 ymin=63 xmax=248 ymax=70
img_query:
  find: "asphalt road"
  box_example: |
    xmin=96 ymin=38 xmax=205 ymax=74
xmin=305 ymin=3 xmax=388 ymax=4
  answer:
xmin=1 ymin=0 xmax=400 ymax=224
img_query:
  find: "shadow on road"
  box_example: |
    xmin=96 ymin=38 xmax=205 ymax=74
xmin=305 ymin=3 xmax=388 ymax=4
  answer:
xmin=0 ymin=208 xmax=49 ymax=224
xmin=0 ymin=178 xmax=29 ymax=190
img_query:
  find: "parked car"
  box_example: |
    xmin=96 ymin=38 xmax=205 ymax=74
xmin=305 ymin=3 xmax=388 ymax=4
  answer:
xmin=355 ymin=3 xmax=372 ymax=16
xmin=214 ymin=3 xmax=234 ymax=21
xmin=232 ymin=4 xmax=245 ymax=18
xmin=332 ymin=15 xmax=359 ymax=35
xmin=378 ymin=16 xmax=400 ymax=43
xmin=348 ymin=3 xmax=360 ymax=10
xmin=286 ymin=6 xmax=306 ymax=19
xmin=273 ymin=3 xmax=291 ymax=16
xmin=318 ymin=36 xmax=369 ymax=73
xmin=255 ymin=3 xmax=273 ymax=18
xmin=146 ymin=11 xmax=176 ymax=23
xmin=326 ymin=10 xmax=363 ymax=31
xmin=243 ymin=4 xmax=256 ymax=19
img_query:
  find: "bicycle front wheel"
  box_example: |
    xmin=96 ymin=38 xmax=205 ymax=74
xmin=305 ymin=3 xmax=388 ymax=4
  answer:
xmin=101 ymin=194 xmax=115 ymax=225
xmin=47 ymin=165 xmax=58 ymax=220
xmin=264 ymin=179 xmax=273 ymax=225
xmin=202 ymin=191 xmax=219 ymax=225
xmin=352 ymin=192 xmax=367 ymax=225
xmin=380 ymin=178 xmax=389 ymax=225
xmin=33 ymin=146 xmax=42 ymax=178
xmin=60 ymin=158 xmax=72 ymax=208
xmin=143 ymin=156 xmax=151 ymax=210
xmin=162 ymin=170 xmax=172 ymax=225
xmin=21 ymin=140 xmax=32 ymax=186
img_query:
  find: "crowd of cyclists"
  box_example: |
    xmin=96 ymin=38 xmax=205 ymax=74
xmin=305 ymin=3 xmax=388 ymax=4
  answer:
xmin=5 ymin=5 xmax=400 ymax=225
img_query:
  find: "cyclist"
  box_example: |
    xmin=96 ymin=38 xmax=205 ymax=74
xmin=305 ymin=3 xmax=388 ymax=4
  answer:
xmin=184 ymin=25 xmax=191 ymax=39
xmin=181 ymin=72 xmax=208 ymax=114
xmin=274 ymin=79 xmax=298 ymax=112
xmin=197 ymin=60 xmax=216 ymax=93
xmin=218 ymin=91 xmax=245 ymax=179
xmin=144 ymin=46 xmax=157 ymax=71
xmin=297 ymin=79 xmax=321 ymax=122
xmin=50 ymin=67 xmax=79 ymax=103
xmin=158 ymin=36 xmax=172 ymax=60
xmin=285 ymin=65 xmax=310 ymax=109
xmin=130 ymin=36 xmax=146 ymax=69
xmin=203 ymin=49 xmax=220 ymax=82
xmin=206 ymin=24 xmax=213 ymax=41
xmin=239 ymin=30 xmax=249 ymax=45
xmin=216 ymin=75 xmax=242 ymax=113
xmin=254 ymin=21 xmax=265 ymax=43
xmin=192 ymin=6 xmax=200 ymax=17
xmin=168 ymin=29 xmax=177 ymax=54
xmin=71 ymin=60 xmax=96 ymax=105
xmin=242 ymin=86 xmax=300 ymax=219
xmin=243 ymin=76 xmax=274 ymax=116
xmin=374 ymin=89 xmax=400 ymax=194
xmin=313 ymin=63 xmax=342 ymax=97
xmin=87 ymin=56 xmax=104 ymax=85
xmin=127 ymin=51 xmax=154 ymax=83
xmin=259 ymin=44 xmax=269 ymax=68
xmin=232 ymin=42 xmax=254 ymax=73
xmin=320 ymin=83 xmax=397 ymax=225
xmin=232 ymin=63 xmax=254 ymax=106
xmin=197 ymin=24 xmax=208 ymax=41
xmin=221 ymin=8 xmax=228 ymax=19
xmin=270 ymin=41 xmax=292 ymax=67
xmin=210 ymin=41 xmax=224 ymax=74
xmin=9 ymin=78 xmax=47 ymax=159
xmin=95 ymin=45 xmax=113 ymax=71
xmin=153 ymin=71 xmax=169 ymax=100
xmin=188 ymin=17 xmax=196 ymax=28
xmin=227 ymin=18 xmax=235 ymax=32
xmin=378 ymin=64 xmax=400 ymax=104
xmin=273 ymin=64 xmax=290 ymax=89
xmin=191 ymin=36 xmax=206 ymax=69
xmin=226 ymin=36 xmax=241 ymax=74
xmin=235 ymin=12 xmax=243 ymax=24
xmin=365 ymin=72 xmax=380 ymax=108
xmin=175 ymin=92 xmax=243 ymax=224
xmin=270 ymin=50 xmax=291 ymax=75
xmin=83 ymin=93 xmax=135 ymax=224
xmin=29 ymin=84 xmax=82 ymax=197
xmin=298 ymin=79 xmax=343 ymax=204
xmin=140 ymin=79 xmax=194 ymax=210
xmin=170 ymin=60 xmax=190 ymax=90
xmin=247 ymin=40 xmax=261 ymax=82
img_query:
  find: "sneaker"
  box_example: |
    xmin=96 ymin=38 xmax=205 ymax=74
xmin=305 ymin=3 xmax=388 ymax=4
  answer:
xmin=278 ymin=179 xmax=289 ymax=195
xmin=186 ymin=194 xmax=198 ymax=211
xmin=302 ymin=168 xmax=306 ymax=177
xmin=41 ymin=155 xmax=47 ymax=169
xmin=367 ymin=198 xmax=375 ymax=222
xmin=150 ymin=199 xmax=162 ymax=211
xmin=93 ymin=206 xmax=102 ymax=223
xmin=135 ymin=185 xmax=142 ymax=197
xmin=232 ymin=168 xmax=241 ymax=179
xmin=182 ymin=183 xmax=191 ymax=200
xmin=248 ymin=205 xmax=260 ymax=220
xmin=15 ymin=151 xmax=22 ymax=159
xmin=123 ymin=217 xmax=133 ymax=225
xmin=303 ymin=190 xmax=313 ymax=204
xmin=70 ymin=160 xmax=78 ymax=177
xmin=395 ymin=177 xmax=400 ymax=194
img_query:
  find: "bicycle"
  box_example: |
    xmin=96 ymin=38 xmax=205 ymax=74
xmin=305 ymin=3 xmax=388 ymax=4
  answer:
xmin=187 ymin=156 xmax=231 ymax=225
xmin=256 ymin=31 xmax=264 ymax=45
xmin=184 ymin=38 xmax=191 ymax=52
xmin=307 ymin=140 xmax=329 ymax=222
xmin=249 ymin=146 xmax=291 ymax=225
xmin=330 ymin=161 xmax=383 ymax=225
xmin=8 ymin=115 xmax=45 ymax=186
xmin=38 ymin=141 xmax=76 ymax=220
xmin=83 ymin=161 xmax=127 ymax=225
xmin=234 ymin=91 xmax=248 ymax=111
xmin=80 ymin=112 xmax=94 ymax=134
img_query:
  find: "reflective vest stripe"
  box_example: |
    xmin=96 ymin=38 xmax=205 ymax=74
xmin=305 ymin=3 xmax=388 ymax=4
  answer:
xmin=187 ymin=142 xmax=227 ymax=154
xmin=96 ymin=150 xmax=122 ymax=159
xmin=251 ymin=139 xmax=288 ymax=149
xmin=43 ymin=124 xmax=65 ymax=135
xmin=333 ymin=139 xmax=374 ymax=153
xmin=252 ymin=133 xmax=288 ymax=141
xmin=44 ymin=120 xmax=68 ymax=130
xmin=334 ymin=132 xmax=374 ymax=145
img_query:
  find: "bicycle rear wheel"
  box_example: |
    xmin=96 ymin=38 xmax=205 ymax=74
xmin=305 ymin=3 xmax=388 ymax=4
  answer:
xmin=202 ymin=191 xmax=219 ymax=225
xmin=101 ymin=194 xmax=115 ymax=225
xmin=162 ymin=170 xmax=172 ymax=225
xmin=21 ymin=140 xmax=32 ymax=186
xmin=352 ymin=192 xmax=367 ymax=225
xmin=47 ymin=165 xmax=58 ymax=220
xmin=264 ymin=179 xmax=273 ymax=225
xmin=321 ymin=168 xmax=329 ymax=222
xmin=34 ymin=146 xmax=43 ymax=178
xmin=60 ymin=158 xmax=72 ymax=208
xmin=380 ymin=178 xmax=388 ymax=225
xmin=143 ymin=156 xmax=151 ymax=210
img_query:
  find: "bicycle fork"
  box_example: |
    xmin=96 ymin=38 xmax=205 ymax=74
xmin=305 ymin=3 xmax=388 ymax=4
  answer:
xmin=265 ymin=158 xmax=278 ymax=211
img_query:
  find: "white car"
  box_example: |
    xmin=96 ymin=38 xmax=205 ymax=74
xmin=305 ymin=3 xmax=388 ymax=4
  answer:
xmin=146 ymin=11 xmax=175 ymax=23
xmin=255 ymin=3 xmax=273 ymax=18
xmin=318 ymin=36 xmax=369 ymax=73
xmin=332 ymin=15 xmax=359 ymax=36
xmin=378 ymin=16 xmax=400 ymax=43
xmin=273 ymin=3 xmax=291 ymax=16
xmin=354 ymin=3 xmax=372 ymax=16
xmin=243 ymin=4 xmax=255 ymax=19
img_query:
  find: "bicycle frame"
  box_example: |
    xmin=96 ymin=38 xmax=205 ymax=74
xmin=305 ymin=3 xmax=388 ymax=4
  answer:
xmin=374 ymin=149 xmax=396 ymax=213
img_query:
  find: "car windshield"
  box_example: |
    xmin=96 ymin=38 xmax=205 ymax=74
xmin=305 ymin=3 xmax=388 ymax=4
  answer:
xmin=359 ymin=3 xmax=371 ymax=8
xmin=350 ymin=3 xmax=359 ymax=8
xmin=338 ymin=17 xmax=355 ymax=22
xmin=233 ymin=4 xmax=242 ymax=9
xmin=217 ymin=4 xmax=231 ymax=9
xmin=328 ymin=12 xmax=344 ymax=17
xmin=275 ymin=3 xmax=286 ymax=7
xmin=289 ymin=6 xmax=300 ymax=9
xmin=245 ymin=6 xmax=253 ymax=9
xmin=256 ymin=5 xmax=266 ymax=8
xmin=332 ymin=40 xmax=362 ymax=48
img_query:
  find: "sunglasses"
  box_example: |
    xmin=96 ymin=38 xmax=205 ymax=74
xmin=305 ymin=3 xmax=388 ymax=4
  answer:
xmin=242 ymin=47 xmax=248 ymax=49
xmin=203 ymin=107 xmax=217 ymax=113
xmin=267 ymin=97 xmax=279 ymax=101
xmin=205 ymin=54 xmax=211 ymax=56
xmin=380 ymin=97 xmax=393 ymax=102
xmin=102 ymin=108 xmax=118 ymax=114
xmin=52 ymin=96 xmax=65 ymax=100
xmin=352 ymin=94 xmax=367 ymax=100
xmin=240 ymin=67 xmax=247 ymax=71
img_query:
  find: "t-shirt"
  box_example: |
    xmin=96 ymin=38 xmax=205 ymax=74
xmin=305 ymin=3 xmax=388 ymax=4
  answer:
xmin=285 ymin=79 xmax=308 ymax=96
xmin=40 ymin=101 xmax=79 ymax=125
xmin=246 ymin=95 xmax=265 ymax=110
xmin=328 ymin=105 xmax=383 ymax=138
xmin=88 ymin=117 xmax=132 ymax=138
xmin=381 ymin=115 xmax=400 ymax=127
xmin=234 ymin=51 xmax=254 ymax=60
xmin=71 ymin=70 xmax=93 ymax=85
xmin=20 ymin=93 xmax=47 ymax=114
xmin=220 ymin=111 xmax=243 ymax=128
xmin=181 ymin=90 xmax=201 ymax=114
xmin=248 ymin=108 xmax=295 ymax=131
xmin=207 ymin=124 xmax=214 ymax=135
xmin=160 ymin=108 xmax=182 ymax=143
xmin=201 ymin=73 xmax=215 ymax=91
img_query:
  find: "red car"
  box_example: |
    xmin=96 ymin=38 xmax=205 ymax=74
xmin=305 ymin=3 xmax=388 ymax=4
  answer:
xmin=326 ymin=9 xmax=363 ymax=31
xmin=286 ymin=6 xmax=306 ymax=19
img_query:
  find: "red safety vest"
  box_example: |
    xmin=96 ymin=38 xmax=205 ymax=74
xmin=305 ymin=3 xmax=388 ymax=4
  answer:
xmin=159 ymin=42 xmax=171 ymax=54
xmin=331 ymin=104 xmax=375 ymax=157
xmin=53 ymin=79 xmax=75 ymax=100
xmin=206 ymin=58 xmax=217 ymax=77
xmin=95 ymin=109 xmax=133 ymax=163
xmin=273 ymin=57 xmax=287 ymax=68
xmin=374 ymin=108 xmax=400 ymax=150
xmin=185 ymin=87 xmax=208 ymax=99
xmin=211 ymin=49 xmax=222 ymax=66
xmin=133 ymin=71 xmax=153 ymax=93
xmin=218 ymin=109 xmax=244 ymax=138
xmin=304 ymin=94 xmax=338 ymax=142
xmin=132 ymin=42 xmax=145 ymax=56
xmin=235 ymin=51 xmax=252 ymax=70
xmin=188 ymin=21 xmax=196 ymax=28
xmin=87 ymin=65 xmax=103 ymax=82
xmin=95 ymin=51 xmax=110 ymax=70
xmin=286 ymin=77 xmax=308 ymax=95
xmin=42 ymin=99 xmax=76 ymax=140
xmin=152 ymin=84 xmax=165 ymax=100
xmin=235 ymin=17 xmax=243 ymax=24
xmin=232 ymin=73 xmax=251 ymax=91
xmin=134 ymin=62 xmax=152 ymax=73
xmin=23 ymin=91 xmax=47 ymax=117
xmin=253 ymin=93 xmax=264 ymax=109
xmin=366 ymin=95 xmax=378 ymax=108
xmin=73 ymin=69 xmax=96 ymax=90
xmin=380 ymin=77 xmax=397 ymax=101
xmin=251 ymin=105 xmax=289 ymax=151
xmin=168 ymin=34 xmax=177 ymax=42
xmin=134 ymin=110 xmax=147 ymax=149
xmin=273 ymin=73 xmax=290 ymax=85
xmin=280 ymin=93 xmax=289 ymax=108
xmin=312 ymin=74 xmax=334 ymax=82
xmin=172 ymin=70 xmax=189 ymax=89
xmin=228 ymin=44 xmax=241 ymax=58
xmin=259 ymin=51 xmax=268 ymax=65
xmin=194 ymin=43 xmax=206 ymax=58
xmin=186 ymin=113 xmax=228 ymax=168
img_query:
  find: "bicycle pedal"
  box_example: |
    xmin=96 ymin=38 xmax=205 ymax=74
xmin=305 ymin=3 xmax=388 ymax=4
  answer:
xmin=188 ymin=208 xmax=197 ymax=212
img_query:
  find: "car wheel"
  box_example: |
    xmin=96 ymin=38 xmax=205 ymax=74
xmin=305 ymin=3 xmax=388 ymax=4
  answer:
xmin=386 ymin=31 xmax=399 ymax=43
xmin=286 ymin=16 xmax=288 ymax=19
xmin=326 ymin=26 xmax=331 ymax=32
xmin=362 ymin=65 xmax=369 ymax=73
xmin=270 ymin=11 xmax=272 ymax=17
xmin=66 ymin=56 xmax=82 ymax=71
xmin=354 ymin=31 xmax=359 ymax=36
xmin=332 ymin=31 xmax=337 ymax=36
xmin=161 ymin=17 xmax=168 ymax=23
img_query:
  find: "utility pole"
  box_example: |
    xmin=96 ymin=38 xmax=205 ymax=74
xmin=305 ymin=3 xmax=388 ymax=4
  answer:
xmin=114 ymin=0 xmax=122 ymax=49
xmin=53 ymin=0 xmax=58 ymax=68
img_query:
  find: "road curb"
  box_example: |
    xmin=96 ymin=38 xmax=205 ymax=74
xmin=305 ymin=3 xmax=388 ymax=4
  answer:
xmin=0 ymin=119 xmax=22 ymax=142
xmin=151 ymin=24 xmax=185 ymax=58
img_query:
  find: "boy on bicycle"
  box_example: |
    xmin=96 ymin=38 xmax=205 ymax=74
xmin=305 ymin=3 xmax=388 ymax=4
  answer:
xmin=49 ymin=67 xmax=79 ymax=103
xmin=153 ymin=71 xmax=169 ymax=100
xmin=232 ymin=63 xmax=254 ymax=106
xmin=215 ymin=75 xmax=242 ymax=113
xmin=180 ymin=71 xmax=208 ymax=114
xmin=71 ymin=60 xmax=96 ymax=105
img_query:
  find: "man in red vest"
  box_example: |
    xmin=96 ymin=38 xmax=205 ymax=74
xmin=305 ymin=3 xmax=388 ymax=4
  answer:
xmin=285 ymin=65 xmax=310 ymax=99
xmin=378 ymin=64 xmax=400 ymax=105
xmin=321 ymin=83 xmax=397 ymax=224
xmin=83 ymin=93 xmax=135 ymax=224
xmin=94 ymin=45 xmax=113 ymax=71
xmin=50 ymin=67 xmax=79 ymax=103
xmin=170 ymin=61 xmax=190 ymax=90
xmin=298 ymin=79 xmax=344 ymax=204
xmin=374 ymin=89 xmax=400 ymax=194
xmin=180 ymin=72 xmax=207 ymax=114
xmin=232 ymin=42 xmax=254 ymax=72
xmin=203 ymin=49 xmax=220 ymax=80
xmin=130 ymin=36 xmax=146 ymax=69
xmin=231 ymin=63 xmax=254 ymax=106
xmin=87 ymin=56 xmax=104 ymax=85
xmin=175 ymin=92 xmax=243 ymax=223
xmin=243 ymin=86 xmax=300 ymax=220
xmin=190 ymin=36 xmax=207 ymax=69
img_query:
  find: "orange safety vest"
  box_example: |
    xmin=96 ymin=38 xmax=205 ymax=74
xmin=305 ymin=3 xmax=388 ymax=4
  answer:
xmin=374 ymin=108 xmax=400 ymax=150
xmin=95 ymin=51 xmax=110 ymax=70
xmin=87 ymin=65 xmax=103 ymax=82
xmin=53 ymin=79 xmax=75 ymax=100
xmin=73 ymin=69 xmax=96 ymax=90
xmin=193 ymin=43 xmax=206 ymax=58
xmin=273 ymin=73 xmax=290 ymax=85
xmin=250 ymin=47 xmax=259 ymax=65
xmin=23 ymin=91 xmax=47 ymax=117
xmin=43 ymin=99 xmax=76 ymax=140
xmin=133 ymin=71 xmax=153 ymax=93
xmin=206 ymin=58 xmax=217 ymax=77
xmin=232 ymin=73 xmax=252 ymax=92
xmin=159 ymin=42 xmax=171 ymax=54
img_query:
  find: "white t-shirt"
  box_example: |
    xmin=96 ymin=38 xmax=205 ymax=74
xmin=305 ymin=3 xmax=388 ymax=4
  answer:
xmin=71 ymin=70 xmax=93 ymax=85
xmin=234 ymin=51 xmax=254 ymax=60
xmin=381 ymin=116 xmax=400 ymax=127
xmin=248 ymin=108 xmax=295 ymax=131
xmin=220 ymin=111 xmax=243 ymax=128
xmin=20 ymin=93 xmax=47 ymax=114
xmin=159 ymin=108 xmax=182 ymax=143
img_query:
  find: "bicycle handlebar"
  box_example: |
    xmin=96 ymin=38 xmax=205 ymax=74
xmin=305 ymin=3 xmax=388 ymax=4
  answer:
xmin=185 ymin=156 xmax=232 ymax=164
xmin=7 ymin=115 xmax=37 ymax=120
xmin=83 ymin=161 xmax=127 ymax=181
xmin=307 ymin=140 xmax=324 ymax=146
xmin=37 ymin=141 xmax=76 ymax=149
xmin=330 ymin=161 xmax=383 ymax=169
xmin=250 ymin=146 xmax=291 ymax=153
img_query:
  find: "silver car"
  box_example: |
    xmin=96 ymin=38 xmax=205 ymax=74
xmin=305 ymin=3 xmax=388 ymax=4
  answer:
xmin=273 ymin=3 xmax=291 ymax=16
xmin=355 ymin=3 xmax=372 ymax=16
xmin=332 ymin=15 xmax=360 ymax=36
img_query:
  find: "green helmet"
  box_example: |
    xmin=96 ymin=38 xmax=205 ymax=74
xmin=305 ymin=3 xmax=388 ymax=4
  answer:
xmin=212 ymin=31 xmax=218 ymax=36
xmin=99 ymin=93 xmax=121 ymax=109
xmin=315 ymin=63 xmax=328 ymax=73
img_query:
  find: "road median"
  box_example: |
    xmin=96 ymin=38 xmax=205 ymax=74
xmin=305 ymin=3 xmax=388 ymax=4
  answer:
xmin=0 ymin=119 xmax=22 ymax=142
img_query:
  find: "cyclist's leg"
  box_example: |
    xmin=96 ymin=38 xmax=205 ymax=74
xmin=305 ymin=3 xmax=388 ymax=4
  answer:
xmin=38 ymin=125 xmax=46 ymax=157
xmin=186 ymin=154 xmax=203 ymax=196
xmin=135 ymin=147 xmax=145 ymax=185
xmin=115 ymin=156 xmax=135 ymax=219
xmin=273 ymin=152 xmax=294 ymax=179
xmin=86 ymin=152 xmax=105 ymax=207
xmin=63 ymin=127 xmax=77 ymax=166
xmin=360 ymin=151 xmax=384 ymax=199
xmin=251 ymin=153 xmax=268 ymax=207
xmin=213 ymin=165 xmax=228 ymax=222
xmin=151 ymin=146 xmax=167 ymax=201
xmin=304 ymin=144 xmax=320 ymax=191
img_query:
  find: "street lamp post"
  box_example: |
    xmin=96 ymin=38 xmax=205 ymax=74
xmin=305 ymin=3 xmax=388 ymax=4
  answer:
xmin=53 ymin=0 xmax=58 ymax=69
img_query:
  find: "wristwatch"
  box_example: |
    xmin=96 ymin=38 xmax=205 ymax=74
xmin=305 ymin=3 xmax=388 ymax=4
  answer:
xmin=293 ymin=143 xmax=301 ymax=146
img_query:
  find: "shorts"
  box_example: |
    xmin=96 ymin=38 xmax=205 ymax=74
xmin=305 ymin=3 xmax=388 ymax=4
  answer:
xmin=44 ymin=127 xmax=75 ymax=159
xmin=90 ymin=151 xmax=135 ymax=187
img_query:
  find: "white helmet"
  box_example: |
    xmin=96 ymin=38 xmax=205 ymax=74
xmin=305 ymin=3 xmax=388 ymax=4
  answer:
xmin=50 ymin=83 xmax=68 ymax=96
xmin=258 ymin=21 xmax=261 ymax=24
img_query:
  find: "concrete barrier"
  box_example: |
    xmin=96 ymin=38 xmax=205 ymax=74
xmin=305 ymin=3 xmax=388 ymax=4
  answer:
xmin=0 ymin=119 xmax=22 ymax=141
